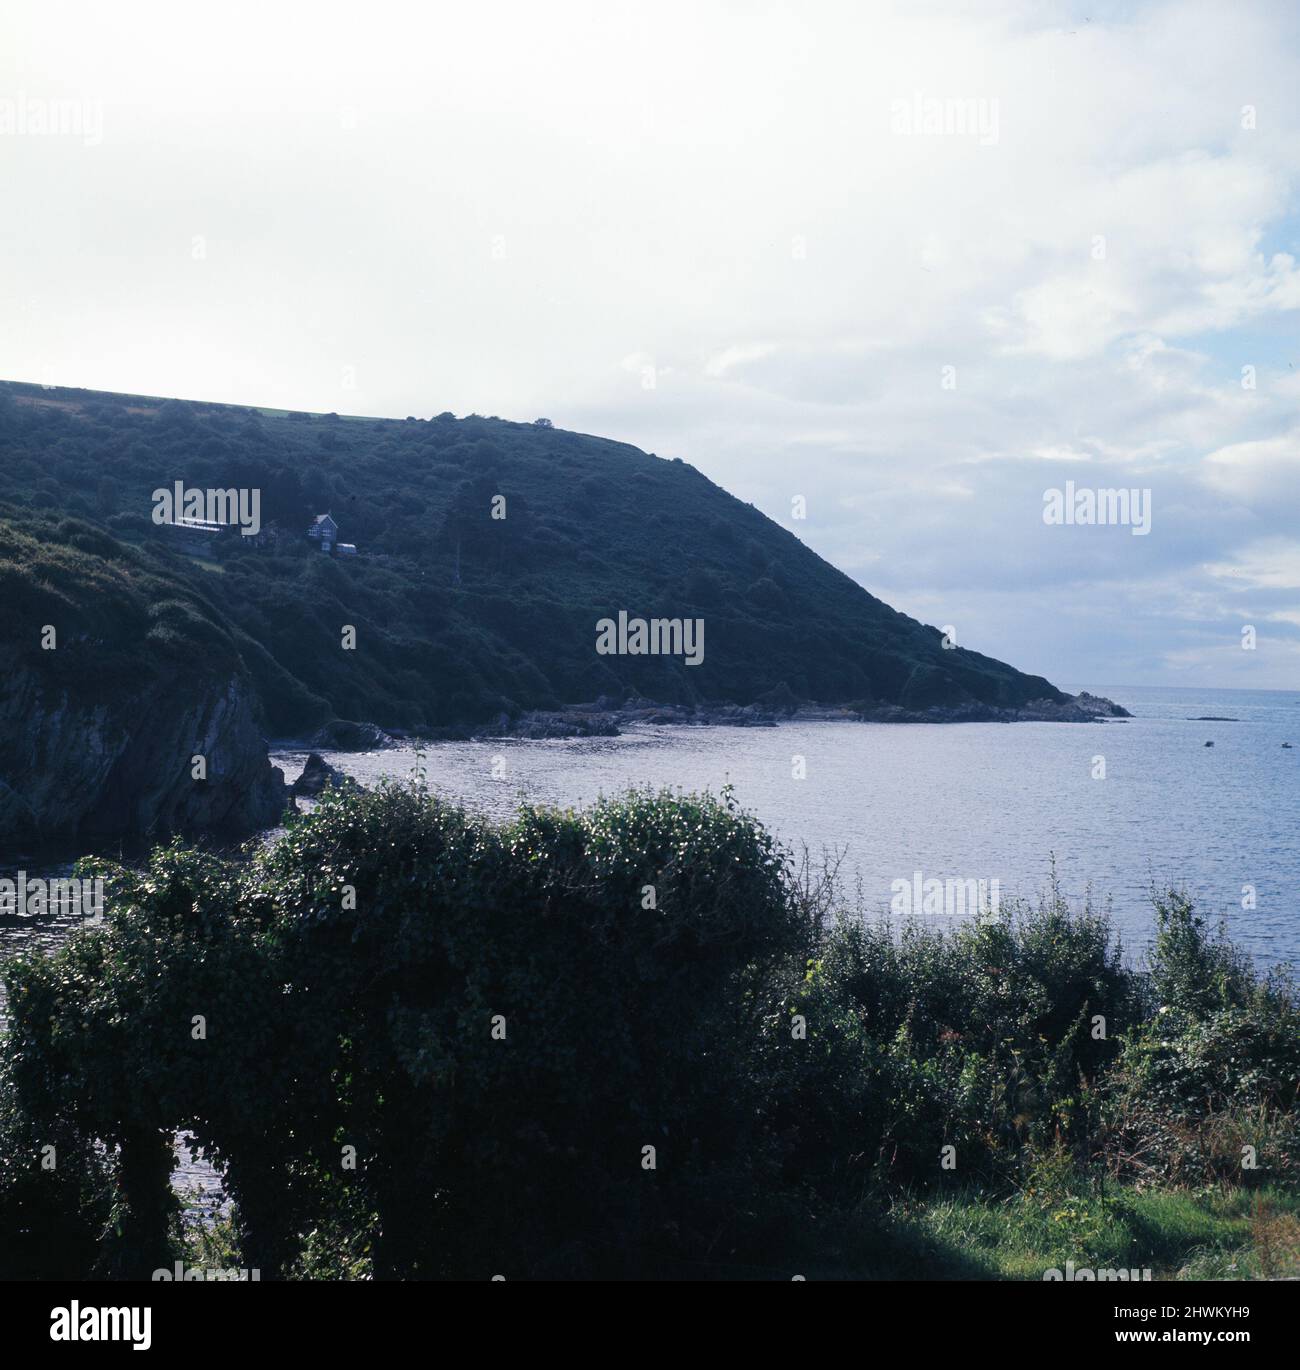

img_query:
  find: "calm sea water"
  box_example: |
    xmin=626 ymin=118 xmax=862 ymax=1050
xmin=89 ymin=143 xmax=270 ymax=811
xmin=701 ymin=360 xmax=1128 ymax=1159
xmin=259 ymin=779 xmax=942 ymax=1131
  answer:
xmin=273 ymin=684 xmax=1300 ymax=969
xmin=3 ymin=685 xmax=1297 ymax=981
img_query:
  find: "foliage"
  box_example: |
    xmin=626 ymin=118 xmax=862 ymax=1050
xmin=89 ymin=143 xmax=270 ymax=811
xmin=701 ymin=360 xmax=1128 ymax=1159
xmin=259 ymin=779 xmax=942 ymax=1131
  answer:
xmin=1099 ymin=891 xmax=1300 ymax=1187
xmin=2 ymin=786 xmax=803 ymax=1278
xmin=1 ymin=787 xmax=1295 ymax=1279
xmin=0 ymin=1055 xmax=115 ymax=1280
xmin=0 ymin=512 xmax=246 ymax=692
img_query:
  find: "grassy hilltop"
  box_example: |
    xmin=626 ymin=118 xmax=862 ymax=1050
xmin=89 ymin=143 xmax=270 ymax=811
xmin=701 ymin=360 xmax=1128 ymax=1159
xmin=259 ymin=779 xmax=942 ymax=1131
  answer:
xmin=0 ymin=379 xmax=1066 ymax=734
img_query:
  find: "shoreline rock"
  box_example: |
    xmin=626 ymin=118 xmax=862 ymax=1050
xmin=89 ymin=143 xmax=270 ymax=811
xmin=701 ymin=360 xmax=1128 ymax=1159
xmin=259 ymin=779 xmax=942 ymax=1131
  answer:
xmin=305 ymin=719 xmax=399 ymax=751
xmin=273 ymin=690 xmax=1133 ymax=755
xmin=289 ymin=752 xmax=357 ymax=797
xmin=347 ymin=689 xmax=1132 ymax=742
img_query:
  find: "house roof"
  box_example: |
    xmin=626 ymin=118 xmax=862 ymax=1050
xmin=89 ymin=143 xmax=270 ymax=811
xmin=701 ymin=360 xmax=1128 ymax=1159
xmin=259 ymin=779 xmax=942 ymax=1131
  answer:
xmin=169 ymin=518 xmax=224 ymax=533
xmin=312 ymin=513 xmax=337 ymax=525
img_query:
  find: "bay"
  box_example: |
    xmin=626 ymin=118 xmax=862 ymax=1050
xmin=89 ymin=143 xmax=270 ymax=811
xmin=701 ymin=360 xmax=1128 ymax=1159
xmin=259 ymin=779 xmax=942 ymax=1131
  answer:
xmin=273 ymin=683 xmax=1300 ymax=968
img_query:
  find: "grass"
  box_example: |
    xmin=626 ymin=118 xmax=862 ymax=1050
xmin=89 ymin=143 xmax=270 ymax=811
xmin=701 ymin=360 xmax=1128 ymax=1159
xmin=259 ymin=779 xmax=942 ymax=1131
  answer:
xmin=885 ymin=1184 xmax=1300 ymax=1281
xmin=733 ymin=1144 xmax=1300 ymax=1280
xmin=175 ymin=1181 xmax=1300 ymax=1282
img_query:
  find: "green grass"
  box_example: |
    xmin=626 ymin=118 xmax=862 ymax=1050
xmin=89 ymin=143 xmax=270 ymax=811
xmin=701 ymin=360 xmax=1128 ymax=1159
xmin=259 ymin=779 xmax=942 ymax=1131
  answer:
xmin=891 ymin=1183 xmax=1300 ymax=1281
xmin=594 ymin=1179 xmax=1300 ymax=1282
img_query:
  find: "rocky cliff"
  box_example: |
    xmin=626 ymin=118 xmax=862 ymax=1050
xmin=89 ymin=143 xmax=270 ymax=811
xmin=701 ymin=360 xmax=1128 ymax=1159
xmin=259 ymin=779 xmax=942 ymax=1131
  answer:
xmin=0 ymin=661 xmax=286 ymax=853
xmin=0 ymin=513 xmax=287 ymax=854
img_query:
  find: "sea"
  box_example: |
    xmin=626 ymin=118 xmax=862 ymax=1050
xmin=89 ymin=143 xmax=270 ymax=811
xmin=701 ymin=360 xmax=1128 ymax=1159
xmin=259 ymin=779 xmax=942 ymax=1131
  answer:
xmin=265 ymin=683 xmax=1299 ymax=970
xmin=4 ymin=684 xmax=1297 ymax=974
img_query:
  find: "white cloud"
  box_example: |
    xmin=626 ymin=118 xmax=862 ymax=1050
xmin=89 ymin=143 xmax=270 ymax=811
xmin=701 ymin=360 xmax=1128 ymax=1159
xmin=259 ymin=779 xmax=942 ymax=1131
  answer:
xmin=1202 ymin=435 xmax=1300 ymax=502
xmin=1028 ymin=445 xmax=1092 ymax=463
xmin=704 ymin=343 xmax=780 ymax=378
xmin=1205 ymin=540 xmax=1300 ymax=592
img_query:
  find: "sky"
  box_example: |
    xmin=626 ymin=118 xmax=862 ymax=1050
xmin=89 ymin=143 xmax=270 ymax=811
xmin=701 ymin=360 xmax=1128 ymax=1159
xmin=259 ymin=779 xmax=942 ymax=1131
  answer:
xmin=2 ymin=0 xmax=1298 ymax=691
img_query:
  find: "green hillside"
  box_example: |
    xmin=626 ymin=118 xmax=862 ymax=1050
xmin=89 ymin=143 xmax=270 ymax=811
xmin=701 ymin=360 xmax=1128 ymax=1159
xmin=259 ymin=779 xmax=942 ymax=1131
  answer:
xmin=0 ymin=380 xmax=1066 ymax=734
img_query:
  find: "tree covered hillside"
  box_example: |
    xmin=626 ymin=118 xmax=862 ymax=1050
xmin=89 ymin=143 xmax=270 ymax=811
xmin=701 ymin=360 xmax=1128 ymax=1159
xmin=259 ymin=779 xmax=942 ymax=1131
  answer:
xmin=0 ymin=380 xmax=1066 ymax=733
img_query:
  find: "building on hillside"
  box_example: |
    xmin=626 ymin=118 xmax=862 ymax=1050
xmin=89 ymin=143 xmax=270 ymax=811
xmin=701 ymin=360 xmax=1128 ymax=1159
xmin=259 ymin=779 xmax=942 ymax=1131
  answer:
xmin=162 ymin=516 xmax=225 ymax=558
xmin=160 ymin=516 xmax=268 ymax=557
xmin=307 ymin=513 xmax=339 ymax=552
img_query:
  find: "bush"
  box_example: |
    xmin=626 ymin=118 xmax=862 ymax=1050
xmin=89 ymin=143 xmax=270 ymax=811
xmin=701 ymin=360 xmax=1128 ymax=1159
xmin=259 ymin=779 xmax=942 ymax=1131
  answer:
xmin=2 ymin=791 xmax=1295 ymax=1279
xmin=0 ymin=1056 xmax=115 ymax=1280
xmin=1099 ymin=892 xmax=1300 ymax=1187
xmin=757 ymin=876 xmax=1137 ymax=1194
xmin=2 ymin=785 xmax=805 ymax=1278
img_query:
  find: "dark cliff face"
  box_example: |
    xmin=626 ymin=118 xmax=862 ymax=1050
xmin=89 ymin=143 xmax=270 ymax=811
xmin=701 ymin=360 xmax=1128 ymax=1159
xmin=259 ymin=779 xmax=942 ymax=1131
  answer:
xmin=0 ymin=662 xmax=286 ymax=852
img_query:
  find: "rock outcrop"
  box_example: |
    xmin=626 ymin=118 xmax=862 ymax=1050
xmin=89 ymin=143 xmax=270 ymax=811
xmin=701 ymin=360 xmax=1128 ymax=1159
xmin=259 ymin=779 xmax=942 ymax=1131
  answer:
xmin=0 ymin=662 xmax=287 ymax=853
xmin=848 ymin=690 xmax=1130 ymax=724
xmin=307 ymin=719 xmax=398 ymax=751
xmin=289 ymin=752 xmax=357 ymax=797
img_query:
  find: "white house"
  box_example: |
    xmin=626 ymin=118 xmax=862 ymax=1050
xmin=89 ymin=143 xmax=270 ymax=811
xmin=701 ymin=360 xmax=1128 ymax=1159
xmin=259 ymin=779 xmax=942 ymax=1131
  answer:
xmin=307 ymin=513 xmax=339 ymax=552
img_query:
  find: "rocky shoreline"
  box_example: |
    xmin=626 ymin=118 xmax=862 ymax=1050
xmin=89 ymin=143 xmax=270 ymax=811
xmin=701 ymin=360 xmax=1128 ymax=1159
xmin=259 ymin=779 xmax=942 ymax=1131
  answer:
xmin=279 ymin=690 xmax=1131 ymax=751
xmin=5 ymin=688 xmax=1131 ymax=863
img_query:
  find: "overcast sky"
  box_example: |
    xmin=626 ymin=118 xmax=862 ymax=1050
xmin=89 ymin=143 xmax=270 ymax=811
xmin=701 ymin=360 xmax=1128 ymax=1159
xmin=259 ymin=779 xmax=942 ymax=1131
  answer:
xmin=3 ymin=0 xmax=1298 ymax=691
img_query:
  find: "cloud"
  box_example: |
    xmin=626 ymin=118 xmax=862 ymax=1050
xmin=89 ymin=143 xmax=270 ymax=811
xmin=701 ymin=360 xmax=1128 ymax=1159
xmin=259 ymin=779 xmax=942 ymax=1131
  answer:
xmin=1205 ymin=540 xmax=1300 ymax=593
xmin=1202 ymin=434 xmax=1300 ymax=503
xmin=704 ymin=343 xmax=780 ymax=378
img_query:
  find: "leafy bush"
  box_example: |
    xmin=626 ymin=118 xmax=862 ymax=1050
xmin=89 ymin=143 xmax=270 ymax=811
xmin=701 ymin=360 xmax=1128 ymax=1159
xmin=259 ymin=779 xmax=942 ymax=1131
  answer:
xmin=1 ymin=789 xmax=1295 ymax=1278
xmin=757 ymin=876 xmax=1137 ymax=1195
xmin=3 ymin=785 xmax=805 ymax=1278
xmin=0 ymin=1057 xmax=115 ymax=1280
xmin=1099 ymin=891 xmax=1300 ymax=1187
